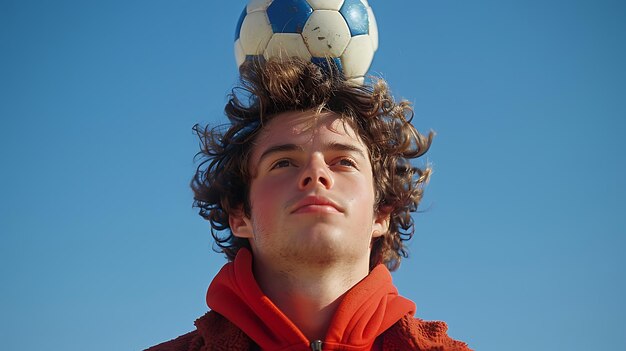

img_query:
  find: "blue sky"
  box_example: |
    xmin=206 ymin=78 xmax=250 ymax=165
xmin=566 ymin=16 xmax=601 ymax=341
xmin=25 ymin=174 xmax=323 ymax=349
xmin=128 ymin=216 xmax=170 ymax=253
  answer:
xmin=1 ymin=1 xmax=624 ymax=350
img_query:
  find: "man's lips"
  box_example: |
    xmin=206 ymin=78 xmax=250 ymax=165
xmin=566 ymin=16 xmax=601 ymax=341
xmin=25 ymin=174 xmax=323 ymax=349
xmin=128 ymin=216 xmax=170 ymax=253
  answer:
xmin=290 ymin=195 xmax=343 ymax=214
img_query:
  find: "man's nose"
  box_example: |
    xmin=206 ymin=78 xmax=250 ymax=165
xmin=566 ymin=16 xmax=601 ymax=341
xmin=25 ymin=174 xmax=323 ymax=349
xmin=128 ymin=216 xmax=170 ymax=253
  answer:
xmin=298 ymin=154 xmax=334 ymax=190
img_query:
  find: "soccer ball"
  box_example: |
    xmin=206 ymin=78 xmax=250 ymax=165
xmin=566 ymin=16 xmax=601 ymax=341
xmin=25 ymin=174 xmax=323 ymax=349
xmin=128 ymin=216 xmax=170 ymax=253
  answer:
xmin=234 ymin=0 xmax=379 ymax=84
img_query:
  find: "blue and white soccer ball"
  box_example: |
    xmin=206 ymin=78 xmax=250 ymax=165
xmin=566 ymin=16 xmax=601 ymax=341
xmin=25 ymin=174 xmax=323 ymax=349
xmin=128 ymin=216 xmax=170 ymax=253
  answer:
xmin=234 ymin=0 xmax=379 ymax=84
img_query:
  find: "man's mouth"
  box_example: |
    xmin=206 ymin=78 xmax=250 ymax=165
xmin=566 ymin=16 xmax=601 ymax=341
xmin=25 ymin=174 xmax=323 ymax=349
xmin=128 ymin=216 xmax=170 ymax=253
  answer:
xmin=291 ymin=195 xmax=343 ymax=214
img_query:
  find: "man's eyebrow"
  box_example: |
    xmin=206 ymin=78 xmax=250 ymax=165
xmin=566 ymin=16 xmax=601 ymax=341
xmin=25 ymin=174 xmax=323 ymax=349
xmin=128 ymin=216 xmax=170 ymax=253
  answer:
xmin=257 ymin=142 xmax=368 ymax=164
xmin=258 ymin=144 xmax=304 ymax=164
xmin=325 ymin=142 xmax=368 ymax=159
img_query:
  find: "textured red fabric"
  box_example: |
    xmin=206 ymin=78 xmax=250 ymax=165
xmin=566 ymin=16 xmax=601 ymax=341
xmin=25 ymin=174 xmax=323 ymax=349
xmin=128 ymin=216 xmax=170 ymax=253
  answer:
xmin=145 ymin=312 xmax=473 ymax=351
xmin=381 ymin=315 xmax=472 ymax=351
xmin=206 ymin=248 xmax=416 ymax=351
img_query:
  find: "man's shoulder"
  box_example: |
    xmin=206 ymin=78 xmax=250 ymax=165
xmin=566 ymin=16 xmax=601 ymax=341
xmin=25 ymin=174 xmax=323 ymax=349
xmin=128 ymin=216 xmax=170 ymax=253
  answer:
xmin=383 ymin=315 xmax=473 ymax=351
xmin=143 ymin=311 xmax=254 ymax=351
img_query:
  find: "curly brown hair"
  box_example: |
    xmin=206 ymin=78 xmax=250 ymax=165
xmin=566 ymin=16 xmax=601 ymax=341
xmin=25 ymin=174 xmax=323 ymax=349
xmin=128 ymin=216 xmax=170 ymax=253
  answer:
xmin=191 ymin=58 xmax=433 ymax=271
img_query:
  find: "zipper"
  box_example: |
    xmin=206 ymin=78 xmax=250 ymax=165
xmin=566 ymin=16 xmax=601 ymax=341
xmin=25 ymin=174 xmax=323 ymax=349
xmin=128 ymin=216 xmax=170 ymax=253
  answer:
xmin=310 ymin=340 xmax=323 ymax=351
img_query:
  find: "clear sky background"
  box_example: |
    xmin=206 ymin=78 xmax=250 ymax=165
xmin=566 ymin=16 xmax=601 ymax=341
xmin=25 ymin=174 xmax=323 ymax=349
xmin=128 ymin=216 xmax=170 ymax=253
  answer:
xmin=1 ymin=1 xmax=624 ymax=350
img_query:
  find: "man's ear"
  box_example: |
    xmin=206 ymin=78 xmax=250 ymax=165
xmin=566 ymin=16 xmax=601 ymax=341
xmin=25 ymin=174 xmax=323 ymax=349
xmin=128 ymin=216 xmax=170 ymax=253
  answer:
xmin=229 ymin=207 xmax=253 ymax=239
xmin=371 ymin=206 xmax=391 ymax=238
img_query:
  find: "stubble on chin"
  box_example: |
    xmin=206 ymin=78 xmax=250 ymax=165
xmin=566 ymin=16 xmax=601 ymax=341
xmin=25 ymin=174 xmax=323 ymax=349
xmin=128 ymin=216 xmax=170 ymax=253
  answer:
xmin=276 ymin=232 xmax=369 ymax=270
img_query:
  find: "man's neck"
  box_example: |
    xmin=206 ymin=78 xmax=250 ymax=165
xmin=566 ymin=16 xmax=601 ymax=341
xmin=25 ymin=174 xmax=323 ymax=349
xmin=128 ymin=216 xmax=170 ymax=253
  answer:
xmin=253 ymin=257 xmax=370 ymax=341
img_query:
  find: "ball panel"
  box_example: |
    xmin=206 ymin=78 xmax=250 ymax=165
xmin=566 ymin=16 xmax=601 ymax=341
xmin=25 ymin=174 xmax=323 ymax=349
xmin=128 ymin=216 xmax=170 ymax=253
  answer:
xmin=339 ymin=0 xmax=369 ymax=36
xmin=367 ymin=6 xmax=378 ymax=52
xmin=240 ymin=11 xmax=274 ymax=55
xmin=340 ymin=34 xmax=373 ymax=78
xmin=311 ymin=56 xmax=344 ymax=76
xmin=235 ymin=7 xmax=247 ymax=40
xmin=302 ymin=10 xmax=351 ymax=57
xmin=267 ymin=0 xmax=313 ymax=33
xmin=247 ymin=0 xmax=273 ymax=13
xmin=348 ymin=76 xmax=365 ymax=85
xmin=245 ymin=55 xmax=267 ymax=67
xmin=234 ymin=39 xmax=246 ymax=67
xmin=306 ymin=0 xmax=344 ymax=11
xmin=244 ymin=55 xmax=267 ymax=66
xmin=264 ymin=33 xmax=313 ymax=61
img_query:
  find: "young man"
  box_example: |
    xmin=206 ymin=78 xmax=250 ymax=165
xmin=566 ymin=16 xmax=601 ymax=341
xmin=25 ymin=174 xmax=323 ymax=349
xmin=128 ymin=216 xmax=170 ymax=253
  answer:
xmin=146 ymin=58 xmax=471 ymax=351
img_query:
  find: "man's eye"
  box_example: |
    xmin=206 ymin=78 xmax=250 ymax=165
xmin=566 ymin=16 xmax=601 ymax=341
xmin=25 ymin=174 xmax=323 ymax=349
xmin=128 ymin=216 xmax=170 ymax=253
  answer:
xmin=271 ymin=159 xmax=293 ymax=169
xmin=337 ymin=158 xmax=357 ymax=168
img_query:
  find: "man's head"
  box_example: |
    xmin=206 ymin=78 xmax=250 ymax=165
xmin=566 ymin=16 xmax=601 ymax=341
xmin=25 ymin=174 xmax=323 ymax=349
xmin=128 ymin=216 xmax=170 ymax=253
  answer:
xmin=192 ymin=58 xmax=432 ymax=271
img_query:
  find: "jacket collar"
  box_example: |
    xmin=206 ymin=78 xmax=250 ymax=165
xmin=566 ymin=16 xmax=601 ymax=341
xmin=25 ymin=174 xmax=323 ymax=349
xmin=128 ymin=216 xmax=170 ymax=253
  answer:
xmin=205 ymin=249 xmax=415 ymax=350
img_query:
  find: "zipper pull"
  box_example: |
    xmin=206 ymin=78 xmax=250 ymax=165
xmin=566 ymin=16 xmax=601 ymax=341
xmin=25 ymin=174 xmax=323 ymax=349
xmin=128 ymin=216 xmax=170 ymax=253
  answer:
xmin=310 ymin=340 xmax=323 ymax=351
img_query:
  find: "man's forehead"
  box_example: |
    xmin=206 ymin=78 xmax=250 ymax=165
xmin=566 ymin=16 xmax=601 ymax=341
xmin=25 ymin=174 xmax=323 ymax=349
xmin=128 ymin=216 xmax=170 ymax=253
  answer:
xmin=257 ymin=110 xmax=361 ymax=142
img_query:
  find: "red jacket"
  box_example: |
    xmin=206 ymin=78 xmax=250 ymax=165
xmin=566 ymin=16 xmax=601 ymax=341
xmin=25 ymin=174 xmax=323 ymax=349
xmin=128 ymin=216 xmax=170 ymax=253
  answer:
xmin=146 ymin=249 xmax=471 ymax=351
xmin=146 ymin=311 xmax=471 ymax=351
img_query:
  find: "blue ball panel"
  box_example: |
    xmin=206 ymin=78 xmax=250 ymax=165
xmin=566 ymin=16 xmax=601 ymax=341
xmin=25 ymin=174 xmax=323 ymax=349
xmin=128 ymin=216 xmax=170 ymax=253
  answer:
xmin=235 ymin=7 xmax=247 ymax=40
xmin=245 ymin=55 xmax=266 ymax=64
xmin=339 ymin=0 xmax=369 ymax=36
xmin=267 ymin=0 xmax=313 ymax=34
xmin=311 ymin=57 xmax=345 ymax=77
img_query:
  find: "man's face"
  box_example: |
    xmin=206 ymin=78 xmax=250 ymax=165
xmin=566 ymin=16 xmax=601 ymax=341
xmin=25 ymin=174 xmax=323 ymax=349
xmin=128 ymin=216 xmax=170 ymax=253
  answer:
xmin=230 ymin=110 xmax=388 ymax=270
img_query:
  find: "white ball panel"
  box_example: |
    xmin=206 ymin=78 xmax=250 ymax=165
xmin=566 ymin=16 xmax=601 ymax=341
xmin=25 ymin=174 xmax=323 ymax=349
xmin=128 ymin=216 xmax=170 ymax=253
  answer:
xmin=264 ymin=33 xmax=313 ymax=61
xmin=306 ymin=0 xmax=344 ymax=11
xmin=234 ymin=39 xmax=246 ymax=67
xmin=302 ymin=10 xmax=351 ymax=57
xmin=348 ymin=76 xmax=365 ymax=85
xmin=240 ymin=11 xmax=274 ymax=55
xmin=367 ymin=6 xmax=378 ymax=52
xmin=359 ymin=0 xmax=369 ymax=6
xmin=247 ymin=0 xmax=273 ymax=13
xmin=340 ymin=34 xmax=374 ymax=78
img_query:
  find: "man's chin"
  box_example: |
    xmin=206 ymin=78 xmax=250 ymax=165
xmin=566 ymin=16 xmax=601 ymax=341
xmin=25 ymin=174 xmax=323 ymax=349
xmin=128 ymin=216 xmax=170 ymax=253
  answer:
xmin=282 ymin=238 xmax=367 ymax=266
